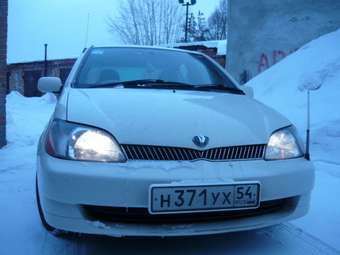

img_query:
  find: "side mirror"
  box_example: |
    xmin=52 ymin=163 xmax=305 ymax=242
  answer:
xmin=38 ymin=77 xmax=63 ymax=93
xmin=242 ymin=86 xmax=254 ymax=98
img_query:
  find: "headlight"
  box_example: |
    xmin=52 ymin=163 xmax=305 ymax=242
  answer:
xmin=265 ymin=126 xmax=304 ymax=160
xmin=45 ymin=119 xmax=126 ymax=162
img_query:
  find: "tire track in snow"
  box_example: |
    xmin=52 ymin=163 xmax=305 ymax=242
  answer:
xmin=262 ymin=223 xmax=340 ymax=255
xmin=313 ymin=160 xmax=340 ymax=166
xmin=313 ymin=160 xmax=340 ymax=178
xmin=46 ymin=223 xmax=340 ymax=255
xmin=40 ymin=232 xmax=78 ymax=255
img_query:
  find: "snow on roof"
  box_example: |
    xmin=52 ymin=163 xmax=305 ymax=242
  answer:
xmin=164 ymin=40 xmax=227 ymax=55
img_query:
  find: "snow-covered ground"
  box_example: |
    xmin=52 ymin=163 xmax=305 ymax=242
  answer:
xmin=1 ymin=29 xmax=340 ymax=254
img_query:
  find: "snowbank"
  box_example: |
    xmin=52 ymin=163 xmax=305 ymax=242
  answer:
xmin=6 ymin=91 xmax=56 ymax=145
xmin=246 ymin=28 xmax=340 ymax=163
xmin=0 ymin=92 xmax=55 ymax=172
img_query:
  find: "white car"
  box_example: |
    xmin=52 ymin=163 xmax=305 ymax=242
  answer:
xmin=36 ymin=46 xmax=314 ymax=237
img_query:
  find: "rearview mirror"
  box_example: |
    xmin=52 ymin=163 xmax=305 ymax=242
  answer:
xmin=38 ymin=77 xmax=63 ymax=93
xmin=242 ymin=86 xmax=254 ymax=98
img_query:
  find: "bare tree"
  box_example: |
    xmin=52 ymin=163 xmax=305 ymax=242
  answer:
xmin=208 ymin=0 xmax=228 ymax=40
xmin=108 ymin=0 xmax=184 ymax=45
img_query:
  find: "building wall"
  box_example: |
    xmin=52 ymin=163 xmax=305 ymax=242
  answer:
xmin=9 ymin=69 xmax=24 ymax=94
xmin=176 ymin=45 xmax=226 ymax=67
xmin=8 ymin=58 xmax=76 ymax=97
xmin=227 ymin=0 xmax=340 ymax=83
xmin=0 ymin=0 xmax=7 ymax=147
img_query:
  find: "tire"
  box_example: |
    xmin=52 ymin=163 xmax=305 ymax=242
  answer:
xmin=35 ymin=175 xmax=56 ymax=232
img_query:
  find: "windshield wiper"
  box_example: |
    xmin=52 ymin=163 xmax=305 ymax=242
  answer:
xmin=193 ymin=84 xmax=245 ymax=94
xmin=88 ymin=79 xmax=194 ymax=89
xmin=87 ymin=80 xmax=244 ymax=94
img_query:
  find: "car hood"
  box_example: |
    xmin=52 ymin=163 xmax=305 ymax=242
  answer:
xmin=66 ymin=88 xmax=291 ymax=148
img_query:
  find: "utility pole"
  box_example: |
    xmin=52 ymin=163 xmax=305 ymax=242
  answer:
xmin=185 ymin=2 xmax=189 ymax=42
xmin=44 ymin=43 xmax=48 ymax=76
xmin=179 ymin=0 xmax=197 ymax=42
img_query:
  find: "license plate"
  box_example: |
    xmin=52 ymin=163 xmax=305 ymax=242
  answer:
xmin=149 ymin=183 xmax=260 ymax=214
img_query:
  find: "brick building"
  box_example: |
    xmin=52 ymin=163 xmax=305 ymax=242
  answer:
xmin=172 ymin=40 xmax=227 ymax=67
xmin=8 ymin=58 xmax=75 ymax=97
xmin=0 ymin=0 xmax=7 ymax=148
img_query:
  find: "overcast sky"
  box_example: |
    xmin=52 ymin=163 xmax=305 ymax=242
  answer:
xmin=8 ymin=0 xmax=219 ymax=63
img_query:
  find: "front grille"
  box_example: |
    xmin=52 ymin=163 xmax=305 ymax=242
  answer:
xmin=121 ymin=144 xmax=266 ymax=161
xmin=82 ymin=198 xmax=293 ymax=224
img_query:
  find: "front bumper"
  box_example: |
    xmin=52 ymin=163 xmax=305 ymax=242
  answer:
xmin=37 ymin=151 xmax=314 ymax=237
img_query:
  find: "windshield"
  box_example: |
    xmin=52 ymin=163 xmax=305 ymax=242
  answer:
xmin=74 ymin=47 xmax=239 ymax=91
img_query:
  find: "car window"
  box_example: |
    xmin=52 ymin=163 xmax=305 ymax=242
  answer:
xmin=74 ymin=47 xmax=237 ymax=89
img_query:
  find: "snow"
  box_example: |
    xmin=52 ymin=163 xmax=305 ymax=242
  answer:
xmin=294 ymin=162 xmax=340 ymax=249
xmin=246 ymin=28 xmax=340 ymax=250
xmin=246 ymin=28 xmax=340 ymax=165
xmin=0 ymin=29 xmax=340 ymax=254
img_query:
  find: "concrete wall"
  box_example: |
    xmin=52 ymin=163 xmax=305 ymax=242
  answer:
xmin=0 ymin=0 xmax=7 ymax=147
xmin=227 ymin=0 xmax=340 ymax=84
